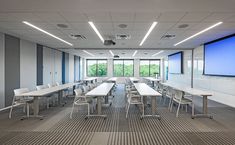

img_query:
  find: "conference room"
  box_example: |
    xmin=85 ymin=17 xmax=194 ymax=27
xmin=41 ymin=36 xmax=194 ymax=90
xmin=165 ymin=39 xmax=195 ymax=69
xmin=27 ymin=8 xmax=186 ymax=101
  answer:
xmin=1 ymin=0 xmax=235 ymax=144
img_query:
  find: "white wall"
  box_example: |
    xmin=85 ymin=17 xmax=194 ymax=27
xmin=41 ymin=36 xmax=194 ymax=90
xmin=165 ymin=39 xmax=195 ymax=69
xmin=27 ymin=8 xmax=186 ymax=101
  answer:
xmin=69 ymin=54 xmax=74 ymax=82
xmin=134 ymin=59 xmax=140 ymax=77
xmin=20 ymin=39 xmax=37 ymax=90
xmin=54 ymin=50 xmax=62 ymax=84
xmin=167 ymin=50 xmax=192 ymax=86
xmin=193 ymin=46 xmax=235 ymax=107
xmin=0 ymin=33 xmax=5 ymax=108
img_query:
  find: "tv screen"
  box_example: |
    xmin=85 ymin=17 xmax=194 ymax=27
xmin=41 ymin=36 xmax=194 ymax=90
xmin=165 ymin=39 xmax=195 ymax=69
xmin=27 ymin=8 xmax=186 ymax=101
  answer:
xmin=168 ymin=52 xmax=183 ymax=74
xmin=204 ymin=35 xmax=235 ymax=76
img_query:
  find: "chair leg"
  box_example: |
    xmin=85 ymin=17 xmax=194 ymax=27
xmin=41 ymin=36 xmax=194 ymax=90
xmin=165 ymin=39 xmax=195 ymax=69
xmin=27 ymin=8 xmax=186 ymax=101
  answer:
xmin=192 ymin=103 xmax=194 ymax=116
xmin=26 ymin=103 xmax=30 ymax=118
xmin=70 ymin=104 xmax=75 ymax=119
xmin=87 ymin=104 xmax=90 ymax=116
xmin=142 ymin=103 xmax=144 ymax=117
xmin=170 ymin=101 xmax=173 ymax=112
xmin=168 ymin=98 xmax=172 ymax=110
xmin=186 ymin=104 xmax=188 ymax=112
xmin=9 ymin=106 xmax=13 ymax=119
xmin=126 ymin=103 xmax=130 ymax=118
xmin=176 ymin=103 xmax=181 ymax=117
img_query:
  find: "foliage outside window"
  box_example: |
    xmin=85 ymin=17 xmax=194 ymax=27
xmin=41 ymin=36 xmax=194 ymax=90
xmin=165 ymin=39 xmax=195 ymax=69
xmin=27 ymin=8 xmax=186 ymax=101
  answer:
xmin=87 ymin=59 xmax=107 ymax=77
xmin=140 ymin=60 xmax=160 ymax=77
xmin=113 ymin=60 xmax=134 ymax=77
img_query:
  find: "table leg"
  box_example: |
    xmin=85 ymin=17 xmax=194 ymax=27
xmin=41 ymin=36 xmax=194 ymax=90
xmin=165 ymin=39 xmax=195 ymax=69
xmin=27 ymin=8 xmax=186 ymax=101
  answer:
xmin=151 ymin=96 xmax=156 ymax=115
xmin=32 ymin=97 xmax=43 ymax=119
xmin=203 ymin=96 xmax=208 ymax=114
xmin=97 ymin=96 xmax=101 ymax=115
xmin=87 ymin=96 xmax=107 ymax=118
xmin=58 ymin=90 xmax=63 ymax=105
xmin=141 ymin=96 xmax=160 ymax=120
xmin=33 ymin=97 xmax=39 ymax=116
xmin=191 ymin=95 xmax=213 ymax=119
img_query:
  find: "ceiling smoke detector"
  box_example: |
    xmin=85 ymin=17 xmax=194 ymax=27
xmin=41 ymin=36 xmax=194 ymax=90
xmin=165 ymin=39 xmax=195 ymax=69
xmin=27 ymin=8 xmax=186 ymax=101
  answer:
xmin=118 ymin=24 xmax=128 ymax=28
xmin=116 ymin=34 xmax=131 ymax=40
xmin=57 ymin=24 xmax=68 ymax=29
xmin=161 ymin=34 xmax=176 ymax=40
xmin=178 ymin=24 xmax=189 ymax=29
xmin=70 ymin=34 xmax=86 ymax=40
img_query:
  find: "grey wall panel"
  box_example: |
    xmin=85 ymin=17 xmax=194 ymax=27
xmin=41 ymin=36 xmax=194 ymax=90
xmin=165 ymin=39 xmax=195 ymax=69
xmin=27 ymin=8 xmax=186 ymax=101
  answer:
xmin=5 ymin=34 xmax=20 ymax=107
xmin=65 ymin=53 xmax=69 ymax=83
xmin=20 ymin=39 xmax=37 ymax=90
xmin=37 ymin=44 xmax=43 ymax=85
xmin=0 ymin=33 xmax=5 ymax=108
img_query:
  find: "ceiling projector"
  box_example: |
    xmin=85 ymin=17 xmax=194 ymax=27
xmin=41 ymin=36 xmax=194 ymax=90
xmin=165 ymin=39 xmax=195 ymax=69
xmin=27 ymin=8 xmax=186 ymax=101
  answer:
xmin=104 ymin=40 xmax=116 ymax=46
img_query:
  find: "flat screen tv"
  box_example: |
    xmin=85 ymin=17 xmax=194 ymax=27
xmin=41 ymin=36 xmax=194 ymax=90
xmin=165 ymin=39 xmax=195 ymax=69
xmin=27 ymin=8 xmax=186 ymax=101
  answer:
xmin=168 ymin=52 xmax=183 ymax=74
xmin=204 ymin=34 xmax=235 ymax=76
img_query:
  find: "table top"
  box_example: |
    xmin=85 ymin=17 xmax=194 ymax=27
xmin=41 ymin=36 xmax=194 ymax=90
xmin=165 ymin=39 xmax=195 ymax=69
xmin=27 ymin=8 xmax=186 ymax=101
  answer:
xmin=16 ymin=83 xmax=78 ymax=97
xmin=86 ymin=83 xmax=114 ymax=96
xmin=83 ymin=77 xmax=98 ymax=81
xmin=144 ymin=77 xmax=161 ymax=82
xmin=129 ymin=77 xmax=139 ymax=82
xmin=161 ymin=82 xmax=213 ymax=96
xmin=133 ymin=83 xmax=161 ymax=96
xmin=107 ymin=77 xmax=117 ymax=81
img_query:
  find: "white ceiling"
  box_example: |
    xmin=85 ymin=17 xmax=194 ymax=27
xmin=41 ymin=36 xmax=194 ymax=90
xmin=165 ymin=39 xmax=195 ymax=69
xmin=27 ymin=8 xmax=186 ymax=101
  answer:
xmin=1 ymin=0 xmax=235 ymax=58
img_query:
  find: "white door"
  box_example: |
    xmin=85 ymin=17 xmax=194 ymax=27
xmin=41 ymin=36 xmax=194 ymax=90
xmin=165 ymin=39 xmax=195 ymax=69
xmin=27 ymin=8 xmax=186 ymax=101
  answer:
xmin=43 ymin=47 xmax=53 ymax=85
xmin=54 ymin=50 xmax=62 ymax=84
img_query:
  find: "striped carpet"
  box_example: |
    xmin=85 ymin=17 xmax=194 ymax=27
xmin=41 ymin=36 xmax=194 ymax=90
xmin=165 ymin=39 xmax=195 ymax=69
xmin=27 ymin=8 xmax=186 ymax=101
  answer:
xmin=0 ymin=84 xmax=235 ymax=145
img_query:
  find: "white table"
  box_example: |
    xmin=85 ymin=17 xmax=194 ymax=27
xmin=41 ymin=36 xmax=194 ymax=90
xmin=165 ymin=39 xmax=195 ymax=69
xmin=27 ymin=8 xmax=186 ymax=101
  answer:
xmin=133 ymin=83 xmax=162 ymax=119
xmin=129 ymin=77 xmax=139 ymax=83
xmin=86 ymin=83 xmax=114 ymax=118
xmin=107 ymin=77 xmax=117 ymax=83
xmin=16 ymin=83 xmax=78 ymax=119
xmin=161 ymin=82 xmax=213 ymax=119
xmin=83 ymin=77 xmax=98 ymax=85
xmin=144 ymin=77 xmax=161 ymax=87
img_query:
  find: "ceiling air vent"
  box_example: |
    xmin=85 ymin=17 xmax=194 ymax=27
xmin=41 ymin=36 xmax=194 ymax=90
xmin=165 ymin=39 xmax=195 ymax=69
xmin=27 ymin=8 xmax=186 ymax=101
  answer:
xmin=161 ymin=34 xmax=176 ymax=40
xmin=69 ymin=34 xmax=86 ymax=40
xmin=116 ymin=34 xmax=131 ymax=40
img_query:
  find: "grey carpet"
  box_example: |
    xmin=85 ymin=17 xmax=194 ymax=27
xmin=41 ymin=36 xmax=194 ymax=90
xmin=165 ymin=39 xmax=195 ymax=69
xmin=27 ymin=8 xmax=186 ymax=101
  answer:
xmin=0 ymin=84 xmax=235 ymax=145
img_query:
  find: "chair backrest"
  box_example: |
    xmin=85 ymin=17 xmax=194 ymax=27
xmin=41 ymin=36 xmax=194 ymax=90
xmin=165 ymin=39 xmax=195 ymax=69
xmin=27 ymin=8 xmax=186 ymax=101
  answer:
xmin=36 ymin=85 xmax=48 ymax=90
xmin=82 ymin=85 xmax=89 ymax=93
xmin=173 ymin=89 xmax=183 ymax=101
xmin=14 ymin=88 xmax=30 ymax=101
xmin=74 ymin=88 xmax=83 ymax=96
xmin=14 ymin=88 xmax=29 ymax=96
xmin=48 ymin=84 xmax=55 ymax=88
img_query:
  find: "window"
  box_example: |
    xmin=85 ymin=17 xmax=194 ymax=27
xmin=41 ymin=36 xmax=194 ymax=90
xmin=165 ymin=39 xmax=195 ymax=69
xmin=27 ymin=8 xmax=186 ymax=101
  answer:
xmin=140 ymin=60 xmax=160 ymax=77
xmin=113 ymin=59 xmax=134 ymax=77
xmin=87 ymin=59 xmax=107 ymax=77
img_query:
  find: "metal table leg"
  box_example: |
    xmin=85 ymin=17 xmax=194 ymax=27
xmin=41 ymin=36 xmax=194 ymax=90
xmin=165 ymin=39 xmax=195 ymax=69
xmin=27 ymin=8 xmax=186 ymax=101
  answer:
xmin=192 ymin=95 xmax=213 ymax=119
xmin=141 ymin=96 xmax=161 ymax=120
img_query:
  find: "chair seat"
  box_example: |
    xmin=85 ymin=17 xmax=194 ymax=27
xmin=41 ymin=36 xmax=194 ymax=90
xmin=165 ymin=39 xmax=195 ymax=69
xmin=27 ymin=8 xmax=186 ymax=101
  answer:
xmin=174 ymin=97 xmax=192 ymax=104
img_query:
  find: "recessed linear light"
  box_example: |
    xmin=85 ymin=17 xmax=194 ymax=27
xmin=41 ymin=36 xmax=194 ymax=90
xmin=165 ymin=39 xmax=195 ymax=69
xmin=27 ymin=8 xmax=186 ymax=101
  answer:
xmin=83 ymin=50 xmax=94 ymax=56
xmin=139 ymin=22 xmax=158 ymax=46
xmin=109 ymin=50 xmax=114 ymax=56
xmin=174 ymin=22 xmax=223 ymax=46
xmin=152 ymin=50 xmax=164 ymax=57
xmin=88 ymin=21 xmax=104 ymax=43
xmin=22 ymin=21 xmax=73 ymax=46
xmin=132 ymin=50 xmax=138 ymax=57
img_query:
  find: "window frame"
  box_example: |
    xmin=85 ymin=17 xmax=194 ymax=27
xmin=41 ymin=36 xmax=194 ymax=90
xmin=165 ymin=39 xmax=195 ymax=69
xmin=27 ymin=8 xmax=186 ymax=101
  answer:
xmin=113 ymin=59 xmax=134 ymax=77
xmin=86 ymin=59 xmax=108 ymax=77
xmin=139 ymin=59 xmax=161 ymax=77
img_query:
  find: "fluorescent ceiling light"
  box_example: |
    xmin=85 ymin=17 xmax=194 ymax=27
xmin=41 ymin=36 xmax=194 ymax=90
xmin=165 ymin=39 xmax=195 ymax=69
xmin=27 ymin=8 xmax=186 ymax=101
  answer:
xmin=83 ymin=50 xmax=94 ymax=56
xmin=139 ymin=22 xmax=158 ymax=46
xmin=109 ymin=50 xmax=114 ymax=56
xmin=174 ymin=22 xmax=223 ymax=46
xmin=22 ymin=21 xmax=73 ymax=46
xmin=132 ymin=50 xmax=138 ymax=57
xmin=152 ymin=50 xmax=164 ymax=57
xmin=88 ymin=21 xmax=104 ymax=43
